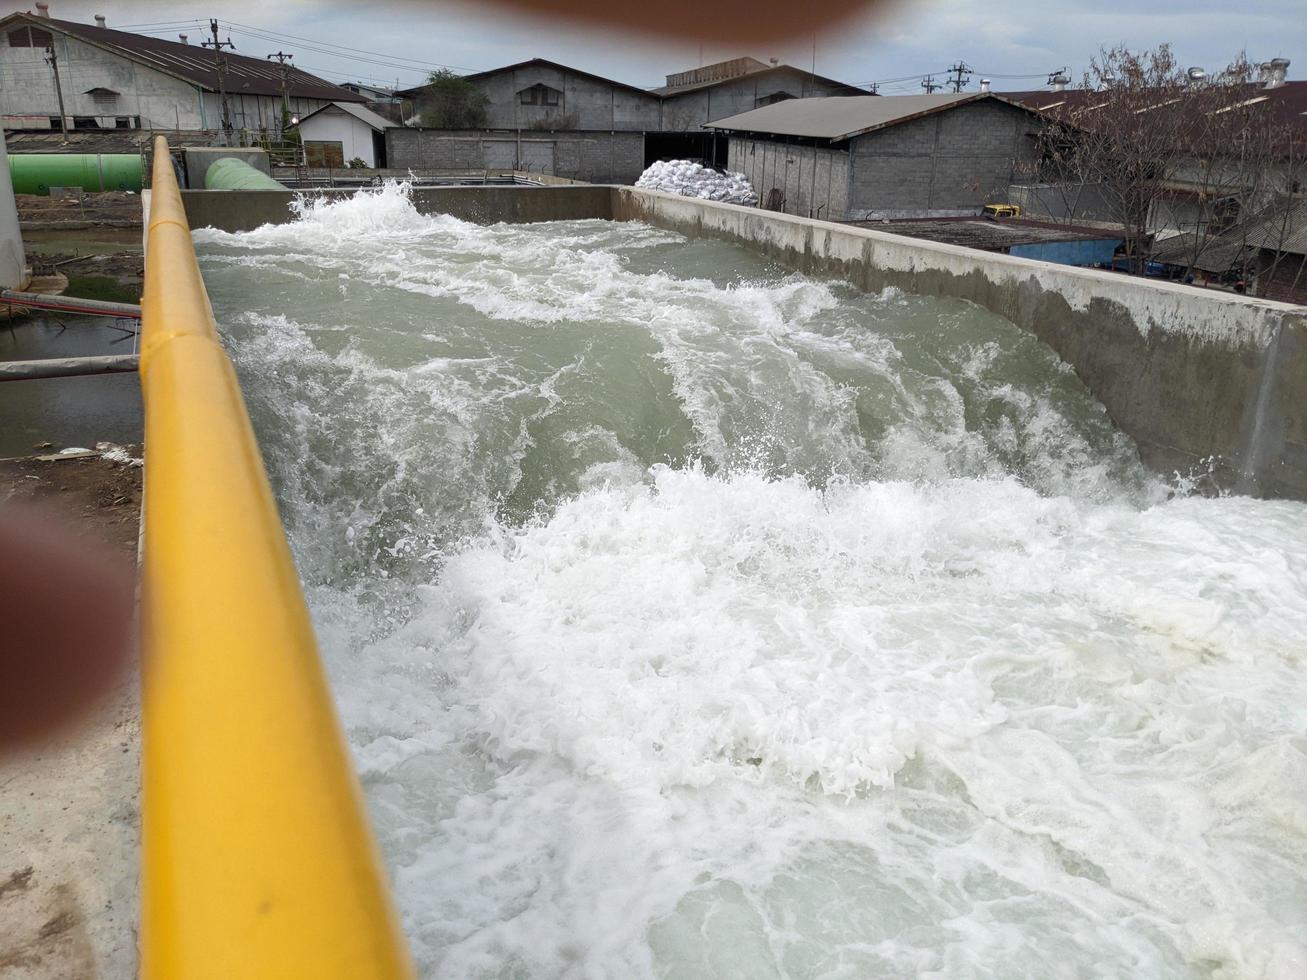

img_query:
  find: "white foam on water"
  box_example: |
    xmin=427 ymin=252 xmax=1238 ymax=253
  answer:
xmin=197 ymin=185 xmax=1307 ymax=980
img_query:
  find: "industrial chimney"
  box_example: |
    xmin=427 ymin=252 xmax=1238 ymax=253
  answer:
xmin=34 ymin=2 xmax=50 ymax=18
xmin=179 ymin=33 xmax=188 ymax=44
xmin=979 ymin=78 xmax=991 ymax=93
xmin=95 ymin=14 xmax=106 ymax=28
xmin=1259 ymin=58 xmax=1290 ymax=89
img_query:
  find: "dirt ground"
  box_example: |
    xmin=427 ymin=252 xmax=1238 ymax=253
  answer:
xmin=26 ymin=251 xmax=144 ymax=286
xmin=16 ymin=193 xmax=142 ymax=230
xmin=0 ymin=451 xmax=142 ymax=979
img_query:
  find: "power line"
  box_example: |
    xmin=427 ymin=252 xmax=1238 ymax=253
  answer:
xmin=218 ymin=24 xmax=458 ymax=79
xmin=946 ymin=61 xmax=972 ymax=93
xmin=222 ymin=20 xmax=481 ymax=73
xmin=201 ymin=18 xmax=235 ymax=137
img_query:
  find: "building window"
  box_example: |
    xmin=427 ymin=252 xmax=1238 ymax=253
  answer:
xmin=756 ymin=91 xmax=795 ymax=108
xmin=518 ymin=84 xmax=561 ymax=107
xmin=9 ymin=27 xmax=53 ymax=48
xmin=72 ymin=116 xmax=101 ymax=129
xmin=305 ymin=140 xmax=345 ymax=168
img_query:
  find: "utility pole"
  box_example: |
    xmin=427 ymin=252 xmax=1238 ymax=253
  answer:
xmin=868 ymin=82 xmax=879 ymax=94
xmin=921 ymin=75 xmax=941 ymax=94
xmin=947 ymin=61 xmax=973 ymax=93
xmin=44 ymin=42 xmax=69 ymax=142
xmin=267 ymin=51 xmax=294 ymax=135
xmin=203 ymin=19 xmax=235 ymax=143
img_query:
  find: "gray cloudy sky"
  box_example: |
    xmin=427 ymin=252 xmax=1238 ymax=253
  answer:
xmin=36 ymin=0 xmax=1307 ymax=93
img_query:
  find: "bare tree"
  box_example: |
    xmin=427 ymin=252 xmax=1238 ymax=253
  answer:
xmin=1031 ymin=45 xmax=1304 ymax=277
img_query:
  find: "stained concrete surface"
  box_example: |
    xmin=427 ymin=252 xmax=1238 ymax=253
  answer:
xmin=0 ymin=454 xmax=142 ymax=979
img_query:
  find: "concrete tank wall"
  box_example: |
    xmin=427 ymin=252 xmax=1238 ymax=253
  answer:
xmin=612 ymin=187 xmax=1307 ymax=499
xmin=179 ymin=184 xmax=614 ymax=233
xmin=176 ymin=183 xmax=1307 ymax=498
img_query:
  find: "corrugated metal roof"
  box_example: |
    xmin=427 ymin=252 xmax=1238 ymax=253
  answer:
xmin=296 ymin=101 xmax=394 ymax=132
xmin=706 ymin=93 xmax=1001 ymax=142
xmin=1244 ymin=198 xmax=1307 ymax=255
xmin=1003 ymin=82 xmax=1307 ymax=138
xmin=0 ymin=13 xmax=364 ymax=103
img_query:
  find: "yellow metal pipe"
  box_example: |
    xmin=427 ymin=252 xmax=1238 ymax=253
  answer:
xmin=139 ymin=136 xmax=413 ymax=979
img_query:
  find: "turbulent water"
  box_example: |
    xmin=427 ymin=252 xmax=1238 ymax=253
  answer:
xmin=196 ymin=185 xmax=1307 ymax=980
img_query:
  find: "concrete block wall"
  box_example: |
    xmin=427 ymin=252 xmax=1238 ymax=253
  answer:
xmin=849 ymin=100 xmax=1041 ymax=219
xmin=660 ymin=68 xmax=858 ymax=131
xmin=469 ymin=66 xmax=661 ymax=131
xmin=386 ymin=129 xmax=645 ymax=183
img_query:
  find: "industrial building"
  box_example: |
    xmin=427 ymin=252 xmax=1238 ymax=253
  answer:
xmin=0 ymin=8 xmax=364 ymax=135
xmin=292 ymin=102 xmax=392 ymax=168
xmin=392 ymin=56 xmax=868 ymax=175
xmin=705 ymin=92 xmax=1043 ymax=221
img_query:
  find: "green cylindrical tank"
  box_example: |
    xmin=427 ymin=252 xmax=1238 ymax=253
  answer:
xmin=8 ymin=153 xmax=142 ymax=195
xmin=204 ymin=157 xmax=286 ymax=190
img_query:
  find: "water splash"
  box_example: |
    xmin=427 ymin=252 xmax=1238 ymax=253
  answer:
xmin=196 ymin=192 xmax=1307 ymax=980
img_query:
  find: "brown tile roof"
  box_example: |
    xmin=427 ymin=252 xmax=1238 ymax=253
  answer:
xmin=0 ymin=13 xmax=364 ymax=103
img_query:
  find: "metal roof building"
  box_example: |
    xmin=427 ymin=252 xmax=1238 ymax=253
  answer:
xmin=705 ymin=93 xmax=1045 ymax=222
xmin=705 ymin=93 xmax=991 ymax=141
xmin=0 ymin=11 xmax=363 ymax=135
xmin=292 ymin=101 xmax=395 ymax=168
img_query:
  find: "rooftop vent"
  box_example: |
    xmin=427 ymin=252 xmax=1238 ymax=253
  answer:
xmin=979 ymin=78 xmax=991 ymax=93
xmin=34 ymin=2 xmax=50 ymax=18
xmin=1187 ymin=66 xmax=1207 ymax=83
xmin=1049 ymin=69 xmax=1070 ymax=92
xmin=94 ymin=14 xmax=105 ymax=28
xmin=179 ymin=33 xmax=188 ymax=44
xmin=1259 ymin=58 xmax=1290 ymax=89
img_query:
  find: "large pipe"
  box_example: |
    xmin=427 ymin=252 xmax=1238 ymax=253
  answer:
xmin=0 ymin=129 xmax=22 ymax=289
xmin=203 ymin=156 xmax=287 ymax=190
xmin=0 ymin=289 xmax=141 ymax=318
xmin=0 ymin=353 xmax=138 ymax=380
xmin=8 ymin=153 xmax=143 ymax=196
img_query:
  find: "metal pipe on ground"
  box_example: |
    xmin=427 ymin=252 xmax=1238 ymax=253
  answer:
xmin=0 ymin=353 xmax=138 ymax=380
xmin=0 ymin=289 xmax=142 ymax=319
xmin=203 ymin=157 xmax=288 ymax=190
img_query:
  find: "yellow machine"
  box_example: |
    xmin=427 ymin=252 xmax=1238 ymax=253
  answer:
xmin=982 ymin=203 xmax=1022 ymax=218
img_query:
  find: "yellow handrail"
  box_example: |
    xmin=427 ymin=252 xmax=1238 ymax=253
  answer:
xmin=139 ymin=136 xmax=413 ymax=979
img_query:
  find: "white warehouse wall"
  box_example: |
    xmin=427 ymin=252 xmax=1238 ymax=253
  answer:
xmin=1 ymin=29 xmax=337 ymax=133
xmin=1 ymin=29 xmax=206 ymax=128
xmin=297 ymin=108 xmax=379 ymax=166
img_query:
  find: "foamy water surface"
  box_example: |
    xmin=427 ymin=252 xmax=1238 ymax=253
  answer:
xmin=196 ymin=185 xmax=1307 ymax=979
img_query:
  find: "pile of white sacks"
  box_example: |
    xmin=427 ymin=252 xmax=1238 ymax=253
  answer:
xmin=635 ymin=159 xmax=759 ymax=206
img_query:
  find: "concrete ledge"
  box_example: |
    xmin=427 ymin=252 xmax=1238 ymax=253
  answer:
xmin=613 ymin=187 xmax=1307 ymax=499
xmin=179 ymin=184 xmax=613 ymax=233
